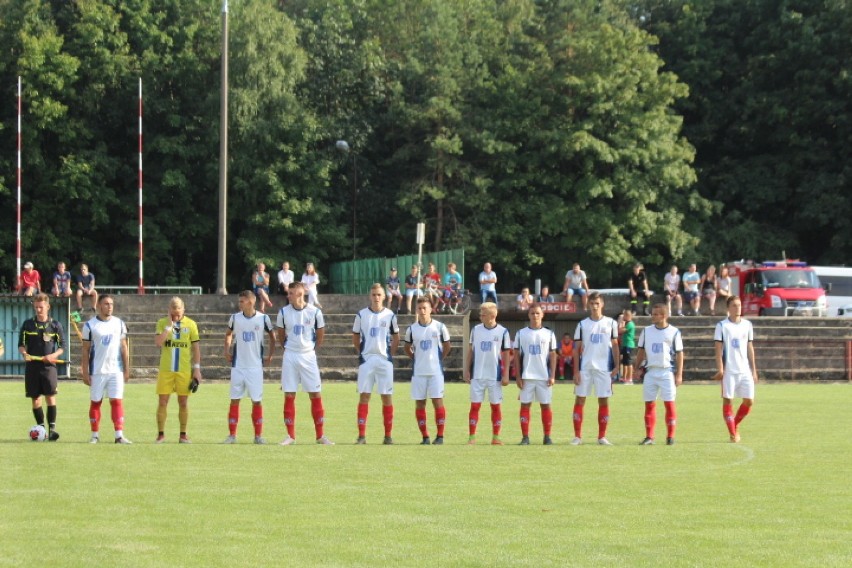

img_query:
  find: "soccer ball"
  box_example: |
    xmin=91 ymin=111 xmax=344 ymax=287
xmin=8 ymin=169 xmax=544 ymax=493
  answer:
xmin=29 ymin=425 xmax=46 ymax=442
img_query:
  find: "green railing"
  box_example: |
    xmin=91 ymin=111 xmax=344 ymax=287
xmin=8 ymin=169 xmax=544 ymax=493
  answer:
xmin=329 ymin=248 xmax=465 ymax=294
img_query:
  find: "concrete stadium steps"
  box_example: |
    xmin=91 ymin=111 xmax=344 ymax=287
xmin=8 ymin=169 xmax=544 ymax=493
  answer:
xmin=617 ymin=315 xmax=852 ymax=381
xmin=72 ymin=295 xmax=466 ymax=381
xmin=47 ymin=295 xmax=852 ymax=383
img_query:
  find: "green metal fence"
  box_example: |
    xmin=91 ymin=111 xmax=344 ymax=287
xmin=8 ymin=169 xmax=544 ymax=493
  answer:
xmin=328 ymin=248 xmax=465 ymax=294
xmin=1 ymin=295 xmax=72 ymax=378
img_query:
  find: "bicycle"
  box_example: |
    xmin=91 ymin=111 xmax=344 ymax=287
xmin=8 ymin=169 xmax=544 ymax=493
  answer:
xmin=434 ymin=286 xmax=472 ymax=315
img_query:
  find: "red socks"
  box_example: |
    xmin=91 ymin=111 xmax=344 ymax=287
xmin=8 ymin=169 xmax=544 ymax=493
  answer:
xmin=416 ymin=408 xmax=428 ymax=437
xmin=435 ymin=407 xmax=446 ymax=437
xmin=664 ymin=401 xmax=676 ymax=439
xmin=91 ymin=400 xmax=125 ymax=434
xmin=723 ymin=403 xmax=736 ymax=435
xmin=228 ymin=403 xmax=239 ymax=436
xmin=357 ymin=403 xmax=394 ymax=438
xmin=311 ymin=397 xmax=325 ymax=439
xmin=357 ymin=403 xmax=369 ymax=437
xmin=645 ymin=402 xmax=656 ymax=438
xmin=89 ymin=400 xmax=102 ymax=432
xmin=572 ymin=404 xmax=584 ymax=438
xmin=597 ymin=405 xmax=609 ymax=439
xmin=519 ymin=407 xmax=531 ymax=437
xmin=490 ymin=403 xmax=502 ymax=436
xmin=469 ymin=402 xmax=482 ymax=436
xmin=252 ymin=404 xmax=263 ymax=437
xmin=541 ymin=407 xmax=553 ymax=437
xmin=382 ymin=405 xmax=394 ymax=437
xmin=734 ymin=403 xmax=751 ymax=427
xmin=109 ymin=399 xmax=124 ymax=432
xmin=283 ymin=395 xmax=296 ymax=438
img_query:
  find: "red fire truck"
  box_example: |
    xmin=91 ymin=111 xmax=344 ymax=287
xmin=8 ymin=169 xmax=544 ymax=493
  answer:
xmin=727 ymin=260 xmax=828 ymax=317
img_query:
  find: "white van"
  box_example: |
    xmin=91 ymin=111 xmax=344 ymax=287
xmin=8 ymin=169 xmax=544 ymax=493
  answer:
xmin=811 ymin=266 xmax=852 ymax=317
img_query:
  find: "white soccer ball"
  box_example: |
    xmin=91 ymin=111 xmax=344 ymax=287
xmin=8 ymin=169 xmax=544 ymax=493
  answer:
xmin=29 ymin=425 xmax=46 ymax=442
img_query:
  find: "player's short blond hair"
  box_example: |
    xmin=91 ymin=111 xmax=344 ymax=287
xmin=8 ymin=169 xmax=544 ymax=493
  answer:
xmin=169 ymin=296 xmax=185 ymax=310
xmin=371 ymin=283 xmax=385 ymax=293
xmin=480 ymin=302 xmax=497 ymax=314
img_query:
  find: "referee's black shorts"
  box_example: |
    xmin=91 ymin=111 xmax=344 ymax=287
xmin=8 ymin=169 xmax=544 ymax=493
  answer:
xmin=25 ymin=364 xmax=58 ymax=398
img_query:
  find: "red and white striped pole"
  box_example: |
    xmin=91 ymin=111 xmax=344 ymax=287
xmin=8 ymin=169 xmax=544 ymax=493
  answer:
xmin=137 ymin=78 xmax=145 ymax=294
xmin=16 ymin=76 xmax=22 ymax=291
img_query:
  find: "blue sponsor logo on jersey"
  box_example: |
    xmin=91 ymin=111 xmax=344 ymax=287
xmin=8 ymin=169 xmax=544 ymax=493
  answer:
xmin=480 ymin=341 xmax=491 ymax=352
xmin=652 ymin=343 xmax=663 ymax=354
xmin=101 ymin=335 xmax=112 ymax=346
xmin=293 ymin=325 xmax=305 ymax=336
xmin=420 ymin=339 xmax=433 ymax=350
xmin=732 ymin=338 xmax=740 ymax=349
xmin=370 ymin=327 xmax=380 ymax=337
xmin=590 ymin=333 xmax=604 ymax=344
xmin=528 ymin=344 xmax=542 ymax=355
xmin=242 ymin=331 xmax=256 ymax=343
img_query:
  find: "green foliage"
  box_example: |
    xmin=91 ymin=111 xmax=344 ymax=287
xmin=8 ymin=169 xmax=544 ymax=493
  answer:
xmin=637 ymin=0 xmax=852 ymax=265
xmin=1 ymin=0 xmax=710 ymax=292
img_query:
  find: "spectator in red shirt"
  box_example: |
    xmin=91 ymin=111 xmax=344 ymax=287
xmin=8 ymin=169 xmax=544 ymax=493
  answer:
xmin=19 ymin=262 xmax=41 ymax=296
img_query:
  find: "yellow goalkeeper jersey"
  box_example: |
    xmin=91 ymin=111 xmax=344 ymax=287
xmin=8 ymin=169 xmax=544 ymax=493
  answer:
xmin=156 ymin=316 xmax=200 ymax=376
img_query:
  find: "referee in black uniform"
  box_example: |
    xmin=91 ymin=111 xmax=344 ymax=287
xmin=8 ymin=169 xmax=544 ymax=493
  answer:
xmin=18 ymin=293 xmax=67 ymax=441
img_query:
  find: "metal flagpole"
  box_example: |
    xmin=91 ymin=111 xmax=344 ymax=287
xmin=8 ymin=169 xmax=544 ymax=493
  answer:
xmin=216 ymin=0 xmax=229 ymax=295
xmin=138 ymin=78 xmax=145 ymax=294
xmin=16 ymin=76 xmax=22 ymax=290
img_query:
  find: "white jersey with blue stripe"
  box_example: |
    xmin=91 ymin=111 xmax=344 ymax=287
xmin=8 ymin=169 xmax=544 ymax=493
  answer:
xmin=714 ymin=317 xmax=754 ymax=375
xmin=404 ymin=319 xmax=450 ymax=376
xmin=82 ymin=316 xmax=127 ymax=375
xmin=353 ymin=307 xmax=399 ymax=363
xmin=637 ymin=324 xmax=683 ymax=371
xmin=469 ymin=323 xmax=511 ymax=380
xmin=276 ymin=304 xmax=325 ymax=353
xmin=513 ymin=326 xmax=557 ymax=380
xmin=574 ymin=316 xmax=618 ymax=372
xmin=228 ymin=311 xmax=274 ymax=369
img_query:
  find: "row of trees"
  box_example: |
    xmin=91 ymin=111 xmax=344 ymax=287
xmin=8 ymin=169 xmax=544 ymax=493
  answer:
xmin=0 ymin=0 xmax=847 ymax=294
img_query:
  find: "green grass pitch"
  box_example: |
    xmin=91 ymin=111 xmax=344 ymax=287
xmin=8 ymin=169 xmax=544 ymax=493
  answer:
xmin=0 ymin=381 xmax=850 ymax=567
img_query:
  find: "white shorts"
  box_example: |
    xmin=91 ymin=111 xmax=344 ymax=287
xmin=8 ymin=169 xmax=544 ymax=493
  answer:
xmin=230 ymin=367 xmax=264 ymax=402
xmin=411 ymin=374 xmax=444 ymax=400
xmin=574 ymin=369 xmax=613 ymax=398
xmin=722 ymin=372 xmax=755 ymax=400
xmin=518 ymin=379 xmax=552 ymax=404
xmin=387 ymin=288 xmax=402 ymax=298
xmin=281 ymin=351 xmax=322 ymax=393
xmin=643 ymin=369 xmax=677 ymax=402
xmin=405 ymin=288 xmax=423 ymax=298
xmin=90 ymin=373 xmax=124 ymax=401
xmin=469 ymin=379 xmax=503 ymax=404
xmin=357 ymin=356 xmax=395 ymax=395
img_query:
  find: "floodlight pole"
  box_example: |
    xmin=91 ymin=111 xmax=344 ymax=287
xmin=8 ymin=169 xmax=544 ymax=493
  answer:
xmin=216 ymin=0 xmax=229 ymax=295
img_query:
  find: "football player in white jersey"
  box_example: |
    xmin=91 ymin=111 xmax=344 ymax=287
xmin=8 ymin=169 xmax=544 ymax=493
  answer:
xmin=514 ymin=304 xmax=557 ymax=445
xmin=276 ymin=282 xmax=333 ymax=445
xmin=713 ymin=295 xmax=758 ymax=443
xmin=634 ymin=303 xmax=684 ymax=445
xmin=223 ymin=290 xmax=276 ymax=444
xmin=463 ymin=302 xmax=510 ymax=445
xmin=353 ymin=283 xmax=400 ymax=444
xmin=80 ymin=295 xmax=131 ymax=444
xmin=404 ymin=297 xmax=451 ymax=445
xmin=571 ymin=292 xmax=618 ymax=446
